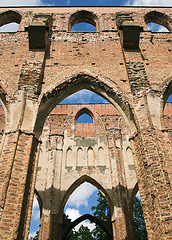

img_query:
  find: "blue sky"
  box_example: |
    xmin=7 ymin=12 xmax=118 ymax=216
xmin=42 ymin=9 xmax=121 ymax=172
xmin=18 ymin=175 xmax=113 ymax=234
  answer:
xmin=0 ymin=0 xmax=171 ymax=238
xmin=0 ymin=0 xmax=172 ymax=7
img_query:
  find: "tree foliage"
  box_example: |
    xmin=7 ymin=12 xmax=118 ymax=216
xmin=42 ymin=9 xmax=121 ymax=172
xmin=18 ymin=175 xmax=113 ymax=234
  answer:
xmin=133 ymin=197 xmax=148 ymax=240
xmin=68 ymin=225 xmax=94 ymax=240
xmin=67 ymin=191 xmax=110 ymax=240
xmin=91 ymin=191 xmax=110 ymax=240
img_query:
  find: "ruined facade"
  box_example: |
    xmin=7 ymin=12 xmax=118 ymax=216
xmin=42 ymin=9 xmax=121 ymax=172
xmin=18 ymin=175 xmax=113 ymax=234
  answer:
xmin=0 ymin=6 xmax=172 ymax=240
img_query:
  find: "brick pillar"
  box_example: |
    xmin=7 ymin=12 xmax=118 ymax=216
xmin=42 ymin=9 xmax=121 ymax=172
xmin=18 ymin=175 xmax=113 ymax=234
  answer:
xmin=130 ymin=114 xmax=172 ymax=239
xmin=0 ymin=131 xmax=39 ymax=240
xmin=107 ymin=129 xmax=135 ymax=240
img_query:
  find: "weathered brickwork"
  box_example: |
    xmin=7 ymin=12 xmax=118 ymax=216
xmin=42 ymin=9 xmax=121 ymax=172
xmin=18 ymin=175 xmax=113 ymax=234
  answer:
xmin=0 ymin=6 xmax=171 ymax=240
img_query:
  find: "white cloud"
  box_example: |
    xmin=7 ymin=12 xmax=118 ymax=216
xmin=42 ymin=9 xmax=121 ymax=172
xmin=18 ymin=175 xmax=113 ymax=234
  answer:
xmin=33 ymin=196 xmax=39 ymax=208
xmin=65 ymin=208 xmax=81 ymax=221
xmin=65 ymin=208 xmax=95 ymax=231
xmin=31 ymin=196 xmax=40 ymax=221
xmin=0 ymin=23 xmax=19 ymax=32
xmin=29 ymin=231 xmax=36 ymax=239
xmin=66 ymin=182 xmax=97 ymax=208
xmin=147 ymin=22 xmax=169 ymax=32
xmin=156 ymin=25 xmax=169 ymax=32
xmin=126 ymin=0 xmax=172 ymax=6
xmin=0 ymin=0 xmax=44 ymax=6
xmin=66 ymin=0 xmax=70 ymax=6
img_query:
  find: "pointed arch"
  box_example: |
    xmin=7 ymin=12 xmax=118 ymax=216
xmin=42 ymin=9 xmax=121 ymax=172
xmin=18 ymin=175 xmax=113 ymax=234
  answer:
xmin=66 ymin=147 xmax=73 ymax=167
xmin=144 ymin=11 xmax=172 ymax=31
xmin=63 ymin=214 xmax=112 ymax=239
xmin=75 ymin=107 xmax=94 ymax=122
xmin=87 ymin=146 xmax=94 ymax=167
xmin=34 ymin=72 xmax=137 ymax=138
xmin=98 ymin=146 xmax=105 ymax=166
xmin=77 ymin=147 xmax=83 ymax=167
xmin=0 ymin=10 xmax=21 ymax=28
xmin=62 ymin=175 xmax=113 ymax=214
xmin=68 ymin=10 xmax=98 ymax=31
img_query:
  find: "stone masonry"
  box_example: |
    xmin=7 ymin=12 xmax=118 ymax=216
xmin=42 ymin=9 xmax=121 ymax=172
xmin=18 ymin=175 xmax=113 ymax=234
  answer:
xmin=0 ymin=6 xmax=172 ymax=240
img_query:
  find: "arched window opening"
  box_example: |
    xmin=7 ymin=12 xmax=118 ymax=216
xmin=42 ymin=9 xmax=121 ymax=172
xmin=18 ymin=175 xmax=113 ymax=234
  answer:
xmin=0 ymin=22 xmax=19 ymax=32
xmin=0 ymin=11 xmax=21 ymax=32
xmin=144 ymin=11 xmax=171 ymax=32
xmin=76 ymin=113 xmax=93 ymax=123
xmin=69 ymin=10 xmax=97 ymax=32
xmin=71 ymin=22 xmax=96 ymax=32
xmin=133 ymin=191 xmax=148 ymax=240
xmin=29 ymin=195 xmax=41 ymax=239
xmin=146 ymin=22 xmax=169 ymax=32
xmin=64 ymin=182 xmax=112 ymax=240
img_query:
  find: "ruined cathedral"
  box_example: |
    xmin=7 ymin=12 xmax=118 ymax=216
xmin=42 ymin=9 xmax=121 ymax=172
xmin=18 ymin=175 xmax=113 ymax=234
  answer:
xmin=0 ymin=6 xmax=172 ymax=240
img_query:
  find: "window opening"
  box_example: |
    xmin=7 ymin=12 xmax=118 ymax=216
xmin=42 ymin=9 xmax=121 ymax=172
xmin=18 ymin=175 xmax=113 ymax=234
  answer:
xmin=133 ymin=191 xmax=148 ymax=240
xmin=76 ymin=113 xmax=93 ymax=123
xmin=29 ymin=195 xmax=40 ymax=239
xmin=147 ymin=22 xmax=169 ymax=32
xmin=71 ymin=22 xmax=96 ymax=32
xmin=64 ymin=182 xmax=111 ymax=239
xmin=0 ymin=22 xmax=19 ymax=32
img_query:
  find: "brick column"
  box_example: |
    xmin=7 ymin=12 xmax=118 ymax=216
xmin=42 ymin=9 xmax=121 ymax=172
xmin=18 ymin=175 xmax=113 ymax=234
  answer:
xmin=0 ymin=131 xmax=39 ymax=240
xmin=0 ymin=45 xmax=46 ymax=238
xmin=107 ymin=129 xmax=135 ymax=240
xmin=123 ymin=51 xmax=172 ymax=238
xmin=129 ymin=112 xmax=172 ymax=239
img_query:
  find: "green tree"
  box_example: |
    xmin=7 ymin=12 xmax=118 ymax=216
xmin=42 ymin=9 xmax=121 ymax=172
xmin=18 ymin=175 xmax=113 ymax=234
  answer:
xmin=66 ymin=192 xmax=148 ymax=240
xmin=91 ymin=191 xmax=110 ymax=240
xmin=133 ymin=197 xmax=148 ymax=240
xmin=68 ymin=225 xmax=94 ymax=240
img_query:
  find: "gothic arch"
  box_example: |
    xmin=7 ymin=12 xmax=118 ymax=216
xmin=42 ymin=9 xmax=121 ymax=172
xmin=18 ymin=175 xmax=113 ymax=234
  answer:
xmin=61 ymin=175 xmax=113 ymax=214
xmin=63 ymin=214 xmax=112 ymax=239
xmin=34 ymin=71 xmax=137 ymax=138
xmin=68 ymin=10 xmax=98 ymax=31
xmin=0 ymin=10 xmax=21 ymax=28
xmin=144 ymin=11 xmax=172 ymax=31
xmin=75 ymin=107 xmax=94 ymax=122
